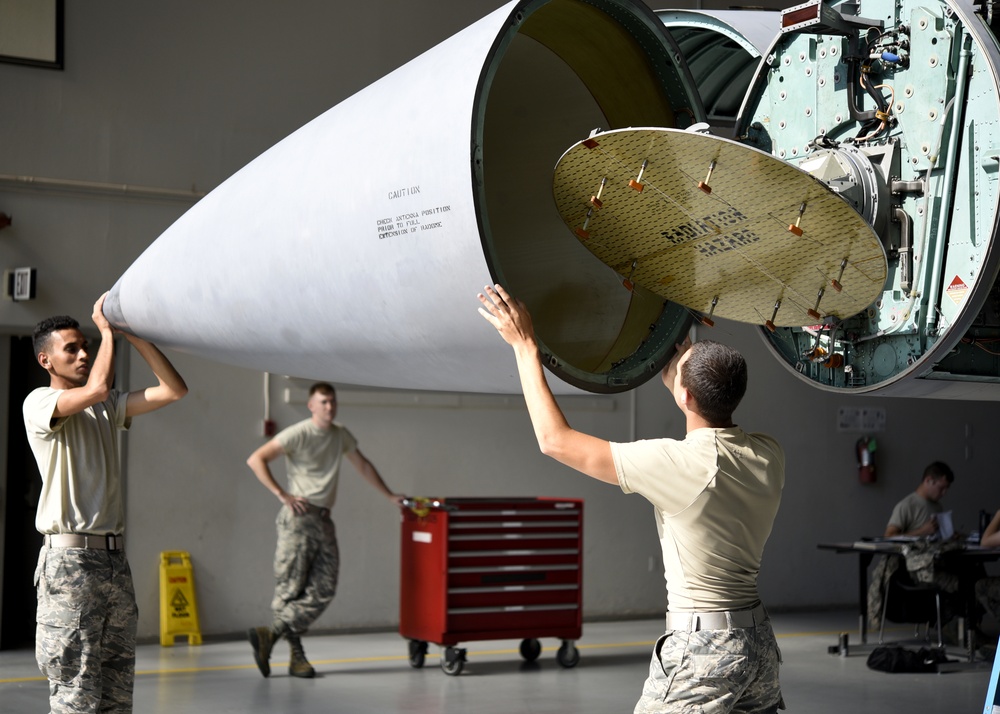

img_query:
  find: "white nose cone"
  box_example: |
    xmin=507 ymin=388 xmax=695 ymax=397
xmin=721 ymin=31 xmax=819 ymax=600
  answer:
xmin=106 ymin=0 xmax=700 ymax=393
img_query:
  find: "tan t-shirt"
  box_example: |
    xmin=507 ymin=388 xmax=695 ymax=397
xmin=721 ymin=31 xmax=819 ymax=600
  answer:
xmin=276 ymin=419 xmax=357 ymax=509
xmin=612 ymin=427 xmax=784 ymax=612
xmin=887 ymin=492 xmax=942 ymax=533
xmin=23 ymin=387 xmax=131 ymax=535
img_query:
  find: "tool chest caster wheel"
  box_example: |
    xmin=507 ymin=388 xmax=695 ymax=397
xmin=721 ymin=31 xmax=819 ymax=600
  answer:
xmin=442 ymin=646 xmax=466 ymax=675
xmin=408 ymin=639 xmax=428 ymax=668
xmin=519 ymin=638 xmax=542 ymax=663
xmin=556 ymin=640 xmax=580 ymax=668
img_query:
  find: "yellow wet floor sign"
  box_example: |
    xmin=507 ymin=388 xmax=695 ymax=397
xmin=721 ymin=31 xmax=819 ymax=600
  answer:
xmin=159 ymin=551 xmax=203 ymax=646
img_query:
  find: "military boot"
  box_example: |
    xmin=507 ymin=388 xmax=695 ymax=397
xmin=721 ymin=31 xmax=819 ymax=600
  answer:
xmin=247 ymin=626 xmax=277 ymax=678
xmin=287 ymin=634 xmax=316 ymax=678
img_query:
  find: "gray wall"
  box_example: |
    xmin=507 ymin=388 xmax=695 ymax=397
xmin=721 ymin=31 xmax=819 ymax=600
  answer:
xmin=1 ymin=0 xmax=998 ymax=644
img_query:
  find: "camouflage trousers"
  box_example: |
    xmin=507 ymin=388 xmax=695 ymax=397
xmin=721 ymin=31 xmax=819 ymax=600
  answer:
xmin=271 ymin=505 xmax=340 ymax=634
xmin=34 ymin=545 xmax=138 ymax=713
xmin=977 ymin=577 xmax=1000 ymax=623
xmin=634 ymin=620 xmax=783 ymax=714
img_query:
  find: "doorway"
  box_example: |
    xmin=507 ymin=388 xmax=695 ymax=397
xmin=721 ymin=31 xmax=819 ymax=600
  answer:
xmin=2 ymin=336 xmax=45 ymax=649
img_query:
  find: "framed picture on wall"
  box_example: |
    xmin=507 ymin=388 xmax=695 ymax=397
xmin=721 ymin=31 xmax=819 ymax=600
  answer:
xmin=0 ymin=0 xmax=63 ymax=70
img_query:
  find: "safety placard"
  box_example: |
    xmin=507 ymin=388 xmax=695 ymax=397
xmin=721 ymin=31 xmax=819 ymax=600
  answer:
xmin=159 ymin=551 xmax=203 ymax=646
xmin=946 ymin=275 xmax=969 ymax=305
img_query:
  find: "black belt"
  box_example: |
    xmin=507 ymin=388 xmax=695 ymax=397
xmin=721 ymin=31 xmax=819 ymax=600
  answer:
xmin=303 ymin=503 xmax=331 ymax=519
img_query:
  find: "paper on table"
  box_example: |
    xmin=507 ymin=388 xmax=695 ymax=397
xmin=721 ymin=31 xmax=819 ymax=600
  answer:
xmin=937 ymin=510 xmax=954 ymax=540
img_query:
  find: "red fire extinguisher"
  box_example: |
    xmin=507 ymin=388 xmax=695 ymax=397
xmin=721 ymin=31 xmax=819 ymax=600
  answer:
xmin=856 ymin=436 xmax=877 ymax=483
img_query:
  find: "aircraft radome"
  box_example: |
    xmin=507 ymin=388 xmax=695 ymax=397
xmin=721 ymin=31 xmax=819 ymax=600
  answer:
xmin=107 ymin=0 xmax=1000 ymax=399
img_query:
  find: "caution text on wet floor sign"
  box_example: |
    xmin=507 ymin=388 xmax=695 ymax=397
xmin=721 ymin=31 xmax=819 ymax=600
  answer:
xmin=159 ymin=551 xmax=202 ymax=646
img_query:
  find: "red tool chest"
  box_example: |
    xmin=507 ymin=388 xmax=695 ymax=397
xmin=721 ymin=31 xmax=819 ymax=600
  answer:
xmin=399 ymin=497 xmax=583 ymax=675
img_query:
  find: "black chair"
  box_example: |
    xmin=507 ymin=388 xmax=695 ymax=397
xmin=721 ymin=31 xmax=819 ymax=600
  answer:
xmin=879 ymin=566 xmax=944 ymax=648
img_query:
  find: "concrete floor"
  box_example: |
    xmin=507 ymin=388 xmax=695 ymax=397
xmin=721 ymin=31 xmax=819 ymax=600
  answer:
xmin=0 ymin=610 xmax=995 ymax=713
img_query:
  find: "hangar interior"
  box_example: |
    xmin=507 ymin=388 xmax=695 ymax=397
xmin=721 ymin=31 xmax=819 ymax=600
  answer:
xmin=1 ymin=0 xmax=1000 ymax=712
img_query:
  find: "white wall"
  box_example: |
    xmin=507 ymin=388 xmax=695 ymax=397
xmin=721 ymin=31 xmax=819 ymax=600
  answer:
xmin=2 ymin=0 xmax=999 ymax=643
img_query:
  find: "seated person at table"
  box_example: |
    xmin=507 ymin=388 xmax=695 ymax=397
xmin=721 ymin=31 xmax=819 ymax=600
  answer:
xmin=885 ymin=461 xmax=954 ymax=538
xmin=868 ymin=462 xmax=960 ymax=634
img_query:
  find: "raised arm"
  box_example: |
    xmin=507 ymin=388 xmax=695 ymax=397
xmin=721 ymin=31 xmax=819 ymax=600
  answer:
xmin=885 ymin=516 xmax=937 ymax=538
xmin=247 ymin=438 xmax=309 ymax=515
xmin=982 ymin=510 xmax=1000 ymax=547
xmin=52 ymin=294 xmax=116 ymax=417
xmin=477 ymin=284 xmax=617 ymax=484
xmin=346 ymin=449 xmax=402 ymax=505
xmin=123 ymin=335 xmax=188 ymax=417
xmin=661 ymin=335 xmax=692 ymax=400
